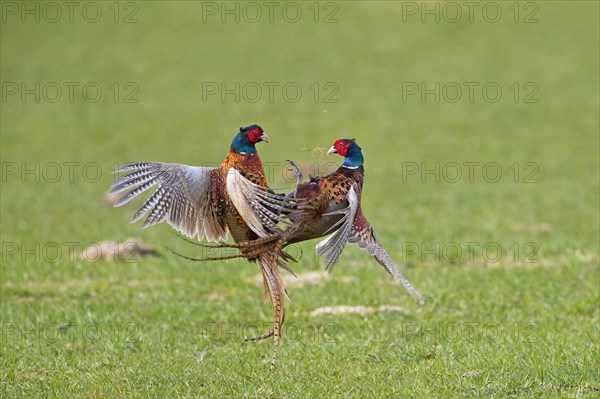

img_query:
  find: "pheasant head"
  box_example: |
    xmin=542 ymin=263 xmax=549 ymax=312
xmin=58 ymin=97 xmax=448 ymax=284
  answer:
xmin=328 ymin=138 xmax=364 ymax=169
xmin=231 ymin=125 xmax=269 ymax=155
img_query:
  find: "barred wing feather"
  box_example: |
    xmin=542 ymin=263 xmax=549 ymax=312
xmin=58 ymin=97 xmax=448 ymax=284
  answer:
xmin=311 ymin=183 xmax=424 ymax=304
xmin=226 ymin=168 xmax=292 ymax=238
xmin=348 ymin=215 xmax=425 ymax=304
xmin=315 ymin=185 xmax=359 ymax=271
xmin=111 ymin=162 xmax=227 ymax=242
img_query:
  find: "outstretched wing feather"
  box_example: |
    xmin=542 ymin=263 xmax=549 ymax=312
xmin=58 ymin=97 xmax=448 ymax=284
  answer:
xmin=226 ymin=168 xmax=293 ymax=238
xmin=348 ymin=214 xmax=425 ymax=304
xmin=111 ymin=162 xmax=227 ymax=242
xmin=315 ymin=185 xmax=359 ymax=272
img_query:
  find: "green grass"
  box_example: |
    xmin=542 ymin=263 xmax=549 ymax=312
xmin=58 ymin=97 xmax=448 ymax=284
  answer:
xmin=1 ymin=1 xmax=599 ymax=398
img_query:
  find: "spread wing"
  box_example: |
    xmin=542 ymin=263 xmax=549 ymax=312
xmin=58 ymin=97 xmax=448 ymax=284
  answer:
xmin=226 ymin=168 xmax=293 ymax=238
xmin=315 ymin=185 xmax=359 ymax=271
xmin=348 ymin=215 xmax=425 ymax=304
xmin=110 ymin=162 xmax=227 ymax=242
xmin=310 ymin=182 xmax=425 ymax=304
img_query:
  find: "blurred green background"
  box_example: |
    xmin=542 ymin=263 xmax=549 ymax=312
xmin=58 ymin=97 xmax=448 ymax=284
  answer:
xmin=1 ymin=1 xmax=598 ymax=398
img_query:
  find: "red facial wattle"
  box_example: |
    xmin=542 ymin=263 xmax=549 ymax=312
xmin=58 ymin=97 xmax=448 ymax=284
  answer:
xmin=333 ymin=140 xmax=349 ymax=156
xmin=247 ymin=127 xmax=263 ymax=143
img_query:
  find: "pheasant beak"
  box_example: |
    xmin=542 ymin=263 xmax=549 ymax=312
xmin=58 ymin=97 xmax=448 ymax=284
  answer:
xmin=260 ymin=133 xmax=270 ymax=143
xmin=327 ymin=146 xmax=337 ymax=155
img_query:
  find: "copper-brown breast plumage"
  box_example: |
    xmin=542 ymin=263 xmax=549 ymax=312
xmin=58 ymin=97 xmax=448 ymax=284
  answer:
xmin=217 ymin=151 xmax=268 ymax=241
xmin=221 ymin=151 xmax=267 ymax=186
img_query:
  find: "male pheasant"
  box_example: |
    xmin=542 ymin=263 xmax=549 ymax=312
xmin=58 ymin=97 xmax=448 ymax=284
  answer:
xmin=110 ymin=125 xmax=292 ymax=365
xmin=266 ymin=138 xmax=424 ymax=304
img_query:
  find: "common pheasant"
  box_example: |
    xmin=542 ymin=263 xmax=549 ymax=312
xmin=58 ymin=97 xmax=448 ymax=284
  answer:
xmin=245 ymin=138 xmax=425 ymax=304
xmin=110 ymin=125 xmax=293 ymax=365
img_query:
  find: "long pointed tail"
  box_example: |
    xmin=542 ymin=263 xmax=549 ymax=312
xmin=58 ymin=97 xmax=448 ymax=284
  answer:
xmin=257 ymin=252 xmax=287 ymax=367
xmin=372 ymin=247 xmax=425 ymax=304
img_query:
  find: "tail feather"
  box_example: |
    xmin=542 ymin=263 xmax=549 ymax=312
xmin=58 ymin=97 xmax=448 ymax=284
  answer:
xmin=258 ymin=252 xmax=287 ymax=366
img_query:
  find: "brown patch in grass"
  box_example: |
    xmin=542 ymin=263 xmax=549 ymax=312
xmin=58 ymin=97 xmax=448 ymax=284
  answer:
xmin=102 ymin=191 xmax=121 ymax=206
xmin=511 ymin=222 xmax=552 ymax=233
xmin=310 ymin=305 xmax=406 ymax=317
xmin=74 ymin=238 xmax=158 ymax=263
xmin=250 ymin=270 xmax=357 ymax=287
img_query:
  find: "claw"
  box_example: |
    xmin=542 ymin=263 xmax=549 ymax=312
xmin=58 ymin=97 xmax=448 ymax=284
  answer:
xmin=287 ymin=160 xmax=303 ymax=184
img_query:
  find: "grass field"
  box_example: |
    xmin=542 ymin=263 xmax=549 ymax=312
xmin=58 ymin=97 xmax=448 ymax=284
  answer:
xmin=1 ymin=1 xmax=599 ymax=397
